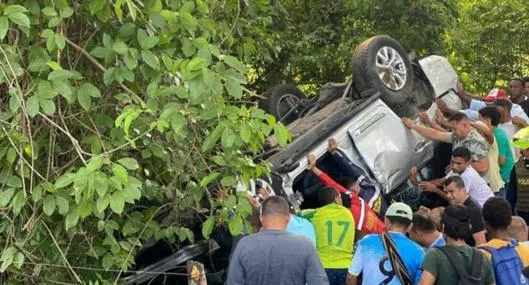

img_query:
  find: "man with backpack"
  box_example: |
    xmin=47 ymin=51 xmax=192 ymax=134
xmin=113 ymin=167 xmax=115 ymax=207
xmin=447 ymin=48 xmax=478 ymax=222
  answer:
xmin=480 ymin=197 xmax=529 ymax=285
xmin=419 ymin=205 xmax=494 ymax=285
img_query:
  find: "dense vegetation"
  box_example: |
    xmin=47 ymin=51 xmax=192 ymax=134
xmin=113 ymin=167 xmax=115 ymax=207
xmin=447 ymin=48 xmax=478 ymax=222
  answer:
xmin=0 ymin=0 xmax=526 ymax=283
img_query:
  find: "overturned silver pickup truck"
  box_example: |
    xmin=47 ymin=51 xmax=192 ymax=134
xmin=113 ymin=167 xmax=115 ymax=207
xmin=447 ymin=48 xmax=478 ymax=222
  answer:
xmin=124 ymin=35 xmax=463 ymax=284
xmin=260 ymin=35 xmax=463 ymax=211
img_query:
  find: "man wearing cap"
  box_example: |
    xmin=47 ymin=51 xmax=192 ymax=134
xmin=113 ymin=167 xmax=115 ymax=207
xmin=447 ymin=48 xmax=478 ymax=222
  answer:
xmin=346 ymin=203 xmax=424 ymax=285
xmin=453 ymin=85 xmax=529 ymax=128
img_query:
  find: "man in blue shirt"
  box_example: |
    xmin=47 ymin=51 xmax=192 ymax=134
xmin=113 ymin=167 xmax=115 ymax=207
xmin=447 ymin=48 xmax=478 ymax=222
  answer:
xmin=346 ymin=203 xmax=424 ymax=285
xmin=227 ymin=196 xmax=329 ymax=285
xmin=409 ymin=213 xmax=446 ymax=249
xmin=287 ymin=214 xmax=317 ymax=245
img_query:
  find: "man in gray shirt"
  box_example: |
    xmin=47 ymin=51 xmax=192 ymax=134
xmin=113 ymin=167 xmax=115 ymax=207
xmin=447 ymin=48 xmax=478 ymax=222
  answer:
xmin=227 ymin=196 xmax=329 ymax=285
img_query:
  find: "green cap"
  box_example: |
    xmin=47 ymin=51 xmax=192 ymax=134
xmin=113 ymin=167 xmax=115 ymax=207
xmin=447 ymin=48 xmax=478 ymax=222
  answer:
xmin=385 ymin=202 xmax=413 ymax=221
xmin=513 ymin=127 xmax=529 ymax=150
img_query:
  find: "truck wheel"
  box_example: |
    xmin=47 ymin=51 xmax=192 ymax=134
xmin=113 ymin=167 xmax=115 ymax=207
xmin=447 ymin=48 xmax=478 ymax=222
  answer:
xmin=351 ymin=36 xmax=413 ymax=106
xmin=259 ymin=84 xmax=306 ymax=124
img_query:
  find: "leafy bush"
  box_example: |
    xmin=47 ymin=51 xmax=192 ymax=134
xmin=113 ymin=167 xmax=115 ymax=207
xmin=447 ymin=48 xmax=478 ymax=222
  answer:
xmin=0 ymin=0 xmax=287 ymax=282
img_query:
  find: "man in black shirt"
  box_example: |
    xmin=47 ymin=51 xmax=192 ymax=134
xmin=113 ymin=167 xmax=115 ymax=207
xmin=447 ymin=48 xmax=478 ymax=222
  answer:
xmin=510 ymin=78 xmax=529 ymax=116
xmin=443 ymin=176 xmax=486 ymax=246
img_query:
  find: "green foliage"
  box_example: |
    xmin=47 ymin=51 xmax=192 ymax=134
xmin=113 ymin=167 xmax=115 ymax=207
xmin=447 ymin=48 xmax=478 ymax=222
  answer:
xmin=244 ymin=0 xmax=458 ymax=91
xmin=0 ymin=0 xmax=288 ymax=283
xmin=445 ymin=0 xmax=529 ymax=92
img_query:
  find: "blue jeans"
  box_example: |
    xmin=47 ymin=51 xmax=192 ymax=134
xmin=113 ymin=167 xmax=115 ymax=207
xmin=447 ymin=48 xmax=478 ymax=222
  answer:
xmin=325 ymin=269 xmax=348 ymax=285
xmin=495 ymin=187 xmax=507 ymax=199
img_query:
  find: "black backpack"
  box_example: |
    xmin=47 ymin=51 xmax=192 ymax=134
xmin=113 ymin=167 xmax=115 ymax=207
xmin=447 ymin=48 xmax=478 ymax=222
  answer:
xmin=438 ymin=246 xmax=484 ymax=285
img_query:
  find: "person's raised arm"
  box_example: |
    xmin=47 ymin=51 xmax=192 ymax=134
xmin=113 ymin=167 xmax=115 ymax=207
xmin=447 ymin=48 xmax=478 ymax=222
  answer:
xmin=328 ymin=138 xmax=361 ymax=180
xmin=402 ymin=117 xmax=452 ymax=143
xmin=420 ymin=111 xmax=448 ymax=132
xmin=457 ymin=82 xmax=483 ymax=107
xmin=307 ymin=154 xmax=347 ymax=193
xmin=513 ymin=116 xmax=529 ymax=128
xmin=436 ymin=98 xmax=461 ymax=118
xmin=470 ymin=121 xmax=494 ymax=145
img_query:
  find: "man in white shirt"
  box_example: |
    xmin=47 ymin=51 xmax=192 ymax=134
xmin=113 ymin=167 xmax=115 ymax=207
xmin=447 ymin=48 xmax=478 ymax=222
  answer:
xmin=411 ymin=146 xmax=494 ymax=207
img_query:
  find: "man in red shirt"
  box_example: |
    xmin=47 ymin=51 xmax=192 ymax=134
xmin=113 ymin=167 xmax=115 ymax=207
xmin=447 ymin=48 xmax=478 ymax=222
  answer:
xmin=307 ymin=152 xmax=385 ymax=235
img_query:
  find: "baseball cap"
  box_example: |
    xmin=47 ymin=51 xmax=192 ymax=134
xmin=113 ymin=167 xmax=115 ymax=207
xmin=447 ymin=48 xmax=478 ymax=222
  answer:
xmin=483 ymin=88 xmax=507 ymax=102
xmin=385 ymin=202 xmax=413 ymax=221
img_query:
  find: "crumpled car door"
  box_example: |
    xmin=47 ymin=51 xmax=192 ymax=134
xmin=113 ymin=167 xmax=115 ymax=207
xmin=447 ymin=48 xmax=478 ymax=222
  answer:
xmin=347 ymin=100 xmax=434 ymax=194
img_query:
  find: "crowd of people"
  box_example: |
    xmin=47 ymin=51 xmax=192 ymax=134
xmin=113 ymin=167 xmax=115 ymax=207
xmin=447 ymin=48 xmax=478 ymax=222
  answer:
xmin=226 ymin=78 xmax=529 ymax=285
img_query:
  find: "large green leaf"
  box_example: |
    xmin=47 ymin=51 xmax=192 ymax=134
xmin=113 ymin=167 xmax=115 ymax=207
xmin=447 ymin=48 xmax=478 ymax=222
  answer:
xmin=221 ymin=127 xmax=235 ymax=148
xmin=225 ymin=78 xmax=243 ymax=99
xmin=220 ymin=55 xmax=248 ymax=73
xmin=39 ymin=99 xmax=56 ymax=115
xmin=0 ymin=188 xmax=15 ymax=207
xmin=141 ymin=50 xmax=160 ymax=70
xmin=201 ymin=217 xmax=214 ymax=239
xmin=117 ymin=158 xmax=139 ymax=170
xmin=112 ymin=164 xmax=128 ymax=185
xmin=228 ymin=215 xmax=243 ymax=236
xmin=42 ymin=195 xmax=56 ymax=216
xmin=0 ymin=17 xmax=8 ymax=40
xmin=55 ymin=196 xmax=69 ymax=215
xmin=7 ymin=12 xmax=29 ymax=28
xmin=48 ymin=69 xmax=74 ymax=81
xmin=109 ymin=192 xmax=125 ymax=214
xmin=65 ymin=211 xmax=79 ymax=230
xmin=112 ymin=41 xmax=128 ymax=55
xmin=137 ymin=29 xmax=159 ymax=50
xmin=26 ymin=96 xmax=39 ymax=118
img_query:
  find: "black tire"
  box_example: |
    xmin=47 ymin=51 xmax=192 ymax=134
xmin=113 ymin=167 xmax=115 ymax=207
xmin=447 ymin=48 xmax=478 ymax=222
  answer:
xmin=351 ymin=36 xmax=413 ymax=106
xmin=259 ymin=84 xmax=306 ymax=124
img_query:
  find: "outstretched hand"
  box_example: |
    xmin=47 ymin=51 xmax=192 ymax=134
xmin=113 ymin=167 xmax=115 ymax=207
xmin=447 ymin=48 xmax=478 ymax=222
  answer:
xmin=419 ymin=181 xmax=438 ymax=193
xmin=307 ymin=154 xmax=317 ymax=171
xmin=456 ymin=82 xmax=464 ymax=96
xmin=402 ymin=117 xmax=414 ymax=129
xmin=419 ymin=112 xmax=432 ymax=125
xmin=328 ymin=138 xmax=338 ymax=154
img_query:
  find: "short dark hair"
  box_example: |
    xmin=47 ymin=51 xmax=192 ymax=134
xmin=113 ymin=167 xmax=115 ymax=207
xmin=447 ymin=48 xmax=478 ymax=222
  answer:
xmin=452 ymin=147 xmax=471 ymax=162
xmin=483 ymin=197 xmax=512 ymax=230
xmin=448 ymin=112 xmax=468 ymax=123
xmin=336 ymin=177 xmax=356 ymax=189
xmin=478 ymin=106 xmax=501 ymax=126
xmin=444 ymin=175 xmax=465 ymax=189
xmin=318 ymin=186 xmax=339 ymax=206
xmin=412 ymin=213 xmax=436 ymax=233
xmin=261 ymin=196 xmax=290 ymax=216
xmin=522 ymin=77 xmax=529 ymax=84
xmin=495 ymin=98 xmax=513 ymax=112
xmin=442 ymin=205 xmax=472 ymax=240
xmin=387 ymin=216 xmax=412 ymax=228
xmin=512 ymin=78 xmax=524 ymax=85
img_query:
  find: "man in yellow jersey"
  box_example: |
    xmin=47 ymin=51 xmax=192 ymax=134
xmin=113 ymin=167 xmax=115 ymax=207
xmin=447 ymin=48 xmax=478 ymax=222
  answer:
xmin=298 ymin=186 xmax=356 ymax=285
